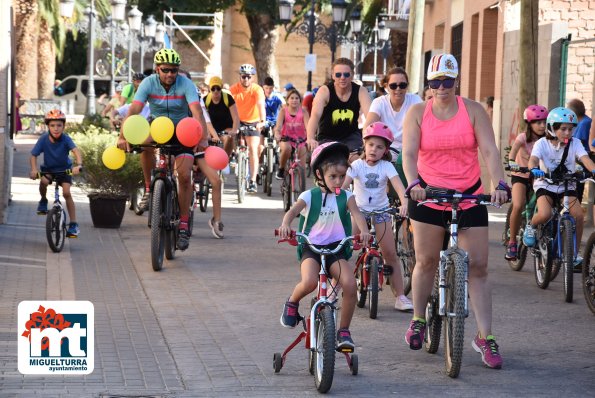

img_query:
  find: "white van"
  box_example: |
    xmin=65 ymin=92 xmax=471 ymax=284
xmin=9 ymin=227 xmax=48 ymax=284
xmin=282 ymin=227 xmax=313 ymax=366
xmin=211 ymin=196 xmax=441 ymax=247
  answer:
xmin=53 ymin=75 xmax=127 ymax=115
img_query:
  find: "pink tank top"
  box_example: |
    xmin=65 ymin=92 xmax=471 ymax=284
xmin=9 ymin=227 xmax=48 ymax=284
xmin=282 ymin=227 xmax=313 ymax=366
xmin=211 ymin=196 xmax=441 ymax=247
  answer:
xmin=281 ymin=107 xmax=306 ymax=140
xmin=418 ymin=97 xmax=483 ymax=208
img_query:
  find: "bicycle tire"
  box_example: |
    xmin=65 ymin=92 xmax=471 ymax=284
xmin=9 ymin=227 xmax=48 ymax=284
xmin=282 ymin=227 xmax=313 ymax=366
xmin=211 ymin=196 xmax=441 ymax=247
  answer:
xmin=282 ymin=173 xmax=291 ymax=212
xmin=506 ymin=209 xmax=528 ymax=271
xmin=581 ymin=232 xmax=595 ymax=314
xmin=131 ymin=187 xmax=145 ymax=216
xmin=444 ymin=252 xmax=466 ymax=378
xmin=424 ymin=270 xmax=442 ymax=354
xmin=502 ymin=205 xmax=512 ymax=246
xmin=266 ymin=146 xmax=274 ymax=196
xmin=397 ymin=219 xmax=415 ymax=296
xmin=46 ymin=207 xmax=66 ymax=253
xmin=198 ymin=177 xmax=208 ymax=213
xmin=314 ymin=306 xmax=335 ymax=393
xmin=150 ymin=180 xmax=166 ymax=271
xmin=561 ymin=218 xmax=574 ymax=303
xmin=237 ymin=152 xmax=247 ymax=203
xmin=355 ymin=256 xmax=367 ymax=308
xmin=187 ymin=188 xmax=195 ymax=237
xmin=116 ymin=61 xmax=129 ymax=77
xmin=95 ymin=58 xmax=108 ymax=76
xmin=534 ymin=223 xmax=553 ymax=289
xmin=165 ymin=188 xmax=178 ymax=260
xmin=292 ymin=166 xmax=306 ymax=206
xmin=368 ymin=255 xmax=380 ymax=319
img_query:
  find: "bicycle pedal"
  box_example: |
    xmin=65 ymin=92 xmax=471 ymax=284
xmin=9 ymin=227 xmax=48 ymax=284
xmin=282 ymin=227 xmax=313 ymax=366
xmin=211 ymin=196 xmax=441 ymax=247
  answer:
xmin=37 ymin=211 xmax=48 ymax=215
xmin=336 ymin=346 xmax=354 ymax=353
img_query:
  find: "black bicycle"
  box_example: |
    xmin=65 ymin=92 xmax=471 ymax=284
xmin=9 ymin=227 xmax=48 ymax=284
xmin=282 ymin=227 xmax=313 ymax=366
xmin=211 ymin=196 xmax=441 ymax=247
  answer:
xmin=258 ymin=124 xmax=276 ymax=197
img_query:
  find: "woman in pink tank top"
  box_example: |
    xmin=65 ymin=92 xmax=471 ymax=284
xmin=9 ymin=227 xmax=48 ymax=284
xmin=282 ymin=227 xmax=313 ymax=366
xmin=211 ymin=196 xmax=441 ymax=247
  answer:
xmin=274 ymin=89 xmax=309 ymax=178
xmin=401 ymin=54 xmax=509 ymax=369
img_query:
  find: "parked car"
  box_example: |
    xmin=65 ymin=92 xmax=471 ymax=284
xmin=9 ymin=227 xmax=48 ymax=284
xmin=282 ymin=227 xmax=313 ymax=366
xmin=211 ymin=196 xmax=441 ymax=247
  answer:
xmin=53 ymin=75 xmax=127 ymax=115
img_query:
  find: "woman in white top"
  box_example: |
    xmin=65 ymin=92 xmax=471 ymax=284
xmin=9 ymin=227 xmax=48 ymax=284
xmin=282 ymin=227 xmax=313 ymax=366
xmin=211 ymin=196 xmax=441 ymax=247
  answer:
xmin=363 ymin=67 xmax=422 ymax=186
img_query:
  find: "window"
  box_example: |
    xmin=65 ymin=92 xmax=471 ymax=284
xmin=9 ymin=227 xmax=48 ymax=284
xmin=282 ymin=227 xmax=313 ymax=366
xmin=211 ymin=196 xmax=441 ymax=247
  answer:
xmin=451 ymin=23 xmax=463 ymax=95
xmin=81 ymin=80 xmax=111 ymax=97
xmin=54 ymin=78 xmax=76 ymax=96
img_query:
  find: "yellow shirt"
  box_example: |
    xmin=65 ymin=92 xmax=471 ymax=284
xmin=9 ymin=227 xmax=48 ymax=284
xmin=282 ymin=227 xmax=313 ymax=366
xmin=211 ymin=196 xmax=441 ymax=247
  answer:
xmin=230 ymin=82 xmax=264 ymax=123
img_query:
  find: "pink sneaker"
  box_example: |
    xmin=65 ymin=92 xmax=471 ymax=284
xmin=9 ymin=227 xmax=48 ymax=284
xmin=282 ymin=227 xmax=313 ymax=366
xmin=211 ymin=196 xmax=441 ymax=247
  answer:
xmin=472 ymin=334 xmax=503 ymax=369
xmin=404 ymin=319 xmax=426 ymax=350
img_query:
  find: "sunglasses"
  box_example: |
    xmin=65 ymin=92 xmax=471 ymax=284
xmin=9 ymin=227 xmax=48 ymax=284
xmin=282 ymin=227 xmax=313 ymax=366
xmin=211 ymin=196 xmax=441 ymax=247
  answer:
xmin=428 ymin=78 xmax=456 ymax=89
xmin=388 ymin=82 xmax=408 ymax=90
xmin=240 ymin=75 xmax=252 ymax=80
xmin=211 ymin=86 xmax=222 ymax=92
xmin=334 ymin=72 xmax=351 ymax=79
xmin=159 ymin=67 xmax=179 ymax=74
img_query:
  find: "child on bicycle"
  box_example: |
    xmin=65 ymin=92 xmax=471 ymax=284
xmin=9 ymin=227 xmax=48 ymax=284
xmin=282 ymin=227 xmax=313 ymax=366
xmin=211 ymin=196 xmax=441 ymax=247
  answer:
xmin=341 ymin=122 xmax=412 ymax=311
xmin=505 ymin=105 xmax=548 ymax=260
xmin=523 ymin=107 xmax=595 ymax=258
xmin=278 ymin=142 xmax=371 ymax=351
xmin=29 ymin=109 xmax=83 ymax=237
xmin=274 ymin=88 xmax=309 ymax=179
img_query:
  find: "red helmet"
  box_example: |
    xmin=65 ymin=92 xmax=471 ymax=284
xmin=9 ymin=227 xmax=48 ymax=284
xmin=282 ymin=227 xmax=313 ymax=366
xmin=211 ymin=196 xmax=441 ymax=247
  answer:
xmin=363 ymin=122 xmax=394 ymax=144
xmin=523 ymin=105 xmax=548 ymax=123
xmin=44 ymin=109 xmax=66 ymax=124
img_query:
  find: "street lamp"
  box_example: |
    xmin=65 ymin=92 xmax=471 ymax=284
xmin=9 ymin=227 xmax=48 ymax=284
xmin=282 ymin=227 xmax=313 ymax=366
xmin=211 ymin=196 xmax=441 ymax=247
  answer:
xmin=349 ymin=7 xmax=362 ymax=79
xmin=59 ymin=0 xmax=75 ymax=18
xmin=155 ymin=23 xmax=166 ymax=45
xmin=110 ymin=0 xmax=127 ymax=96
xmin=279 ymin=0 xmax=348 ymax=91
xmin=139 ymin=15 xmax=157 ymax=73
xmin=127 ymin=5 xmax=143 ymax=82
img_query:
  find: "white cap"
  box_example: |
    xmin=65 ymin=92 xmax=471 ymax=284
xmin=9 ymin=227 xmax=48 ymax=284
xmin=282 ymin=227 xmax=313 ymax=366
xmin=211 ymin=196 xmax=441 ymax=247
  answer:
xmin=427 ymin=54 xmax=459 ymax=80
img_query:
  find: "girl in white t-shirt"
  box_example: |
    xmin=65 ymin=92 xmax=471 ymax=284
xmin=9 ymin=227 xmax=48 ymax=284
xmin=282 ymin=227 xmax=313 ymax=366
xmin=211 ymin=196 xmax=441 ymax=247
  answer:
xmin=342 ymin=122 xmax=412 ymax=311
xmin=523 ymin=107 xmax=595 ymax=252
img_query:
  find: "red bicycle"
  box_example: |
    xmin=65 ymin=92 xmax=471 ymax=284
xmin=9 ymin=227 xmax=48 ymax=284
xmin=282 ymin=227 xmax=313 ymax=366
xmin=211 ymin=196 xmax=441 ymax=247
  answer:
xmin=280 ymin=137 xmax=307 ymax=212
xmin=354 ymin=207 xmax=398 ymax=319
xmin=273 ymin=231 xmax=361 ymax=393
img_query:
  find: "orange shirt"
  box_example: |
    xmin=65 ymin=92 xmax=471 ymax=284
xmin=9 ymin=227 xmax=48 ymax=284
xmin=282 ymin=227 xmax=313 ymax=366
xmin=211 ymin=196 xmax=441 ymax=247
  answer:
xmin=230 ymin=82 xmax=265 ymax=123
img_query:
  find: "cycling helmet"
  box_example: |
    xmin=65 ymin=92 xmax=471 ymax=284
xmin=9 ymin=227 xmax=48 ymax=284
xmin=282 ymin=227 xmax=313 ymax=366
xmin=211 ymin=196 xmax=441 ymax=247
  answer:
xmin=310 ymin=141 xmax=350 ymax=171
xmin=132 ymin=72 xmax=146 ymax=81
xmin=523 ymin=104 xmax=548 ymax=123
xmin=238 ymin=63 xmax=256 ymax=75
xmin=44 ymin=109 xmax=66 ymax=124
xmin=154 ymin=48 xmax=181 ymax=65
xmin=363 ymin=122 xmax=394 ymax=145
xmin=546 ymin=106 xmax=577 ymax=137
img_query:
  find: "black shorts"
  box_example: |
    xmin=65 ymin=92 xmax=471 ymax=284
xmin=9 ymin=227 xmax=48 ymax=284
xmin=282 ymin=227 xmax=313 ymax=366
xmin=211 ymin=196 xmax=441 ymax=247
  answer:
xmin=40 ymin=170 xmax=72 ymax=185
xmin=535 ymin=188 xmax=578 ymax=205
xmin=319 ymin=131 xmax=363 ymax=153
xmin=165 ymin=135 xmax=194 ymax=156
xmin=300 ymin=241 xmax=349 ymax=269
xmin=511 ymin=175 xmax=531 ymax=189
xmin=240 ymin=122 xmax=260 ymax=137
xmin=408 ymin=201 xmax=488 ymax=229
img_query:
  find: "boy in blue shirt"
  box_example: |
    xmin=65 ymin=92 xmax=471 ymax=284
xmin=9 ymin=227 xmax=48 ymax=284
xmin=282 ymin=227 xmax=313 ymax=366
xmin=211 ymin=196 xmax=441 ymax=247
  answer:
xmin=30 ymin=109 xmax=83 ymax=237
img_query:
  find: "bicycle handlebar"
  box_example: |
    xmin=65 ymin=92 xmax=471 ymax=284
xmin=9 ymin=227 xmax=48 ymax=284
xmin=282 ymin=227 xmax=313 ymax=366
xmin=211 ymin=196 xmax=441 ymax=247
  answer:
xmin=35 ymin=169 xmax=78 ymax=180
xmin=274 ymin=230 xmax=364 ymax=252
xmin=505 ymin=165 xmax=595 ymax=184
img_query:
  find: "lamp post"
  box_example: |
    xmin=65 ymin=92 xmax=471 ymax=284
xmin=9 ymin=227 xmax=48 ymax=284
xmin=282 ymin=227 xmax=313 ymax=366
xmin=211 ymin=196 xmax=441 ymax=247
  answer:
xmin=127 ymin=5 xmax=143 ymax=82
xmin=279 ymin=0 xmax=348 ymax=92
xmin=155 ymin=23 xmax=166 ymax=46
xmin=110 ymin=0 xmax=127 ymax=96
xmin=378 ymin=19 xmax=391 ymax=76
xmin=139 ymin=15 xmax=157 ymax=73
xmin=86 ymin=0 xmax=97 ymax=115
xmin=349 ymin=8 xmax=362 ymax=79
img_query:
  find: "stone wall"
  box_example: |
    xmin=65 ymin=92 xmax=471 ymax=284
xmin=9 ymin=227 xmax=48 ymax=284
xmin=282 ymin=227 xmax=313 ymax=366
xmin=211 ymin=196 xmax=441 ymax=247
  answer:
xmin=0 ymin=2 xmax=11 ymax=223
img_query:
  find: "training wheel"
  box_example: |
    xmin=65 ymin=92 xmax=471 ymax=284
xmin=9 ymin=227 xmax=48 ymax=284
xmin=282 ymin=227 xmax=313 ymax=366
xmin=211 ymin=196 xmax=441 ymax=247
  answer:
xmin=273 ymin=352 xmax=283 ymax=373
xmin=350 ymin=354 xmax=358 ymax=375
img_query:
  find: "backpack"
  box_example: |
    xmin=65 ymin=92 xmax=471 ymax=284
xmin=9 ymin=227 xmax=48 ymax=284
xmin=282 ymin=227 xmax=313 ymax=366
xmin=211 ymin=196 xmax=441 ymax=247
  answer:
xmin=297 ymin=187 xmax=352 ymax=261
xmin=205 ymin=92 xmax=230 ymax=108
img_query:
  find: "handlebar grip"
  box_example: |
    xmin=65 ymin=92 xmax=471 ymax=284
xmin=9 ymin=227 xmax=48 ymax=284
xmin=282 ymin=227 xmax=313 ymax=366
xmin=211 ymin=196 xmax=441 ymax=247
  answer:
xmin=477 ymin=194 xmax=493 ymax=203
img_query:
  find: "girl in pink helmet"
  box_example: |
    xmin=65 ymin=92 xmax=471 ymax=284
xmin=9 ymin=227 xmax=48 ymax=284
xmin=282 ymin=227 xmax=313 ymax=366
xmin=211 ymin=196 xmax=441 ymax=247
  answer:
xmin=342 ymin=122 xmax=412 ymax=310
xmin=505 ymin=105 xmax=548 ymax=261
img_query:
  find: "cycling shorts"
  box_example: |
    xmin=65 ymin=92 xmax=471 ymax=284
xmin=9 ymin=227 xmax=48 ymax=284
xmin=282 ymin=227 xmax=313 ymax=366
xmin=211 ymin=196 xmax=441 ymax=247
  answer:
xmin=300 ymin=241 xmax=349 ymax=268
xmin=408 ymin=200 xmax=488 ymax=229
xmin=535 ymin=188 xmax=578 ymax=205
xmin=511 ymin=175 xmax=531 ymax=189
xmin=40 ymin=170 xmax=72 ymax=185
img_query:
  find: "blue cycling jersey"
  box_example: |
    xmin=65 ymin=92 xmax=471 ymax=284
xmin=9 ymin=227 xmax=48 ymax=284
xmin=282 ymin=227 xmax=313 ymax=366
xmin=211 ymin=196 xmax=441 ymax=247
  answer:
xmin=134 ymin=74 xmax=200 ymax=126
xmin=265 ymin=93 xmax=284 ymax=125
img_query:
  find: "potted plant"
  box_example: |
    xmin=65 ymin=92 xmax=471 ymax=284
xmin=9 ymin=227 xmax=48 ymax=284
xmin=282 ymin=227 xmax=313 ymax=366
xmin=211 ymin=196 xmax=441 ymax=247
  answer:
xmin=71 ymin=127 xmax=143 ymax=228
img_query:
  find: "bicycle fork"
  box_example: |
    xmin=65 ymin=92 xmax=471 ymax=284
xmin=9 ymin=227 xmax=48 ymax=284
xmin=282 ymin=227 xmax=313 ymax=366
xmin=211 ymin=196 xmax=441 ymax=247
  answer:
xmin=438 ymin=247 xmax=470 ymax=318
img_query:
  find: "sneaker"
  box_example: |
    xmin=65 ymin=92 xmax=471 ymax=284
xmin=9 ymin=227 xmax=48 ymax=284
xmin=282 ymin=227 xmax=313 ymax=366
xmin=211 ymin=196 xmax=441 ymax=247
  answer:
xmin=505 ymin=241 xmax=518 ymax=261
xmin=280 ymin=299 xmax=299 ymax=328
xmin=472 ymin=334 xmax=503 ymax=369
xmin=177 ymin=228 xmax=190 ymax=251
xmin=405 ymin=318 xmax=426 ymax=350
xmin=275 ymin=168 xmax=285 ymax=180
xmin=336 ymin=328 xmax=355 ymax=352
xmin=573 ymin=255 xmax=584 ymax=273
xmin=37 ymin=198 xmax=48 ymax=214
xmin=523 ymin=224 xmax=536 ymax=247
xmin=247 ymin=181 xmax=257 ymax=193
xmin=66 ymin=222 xmax=80 ymax=238
xmin=209 ymin=218 xmax=224 ymax=239
xmin=139 ymin=191 xmax=150 ymax=212
xmin=395 ymin=295 xmax=413 ymax=311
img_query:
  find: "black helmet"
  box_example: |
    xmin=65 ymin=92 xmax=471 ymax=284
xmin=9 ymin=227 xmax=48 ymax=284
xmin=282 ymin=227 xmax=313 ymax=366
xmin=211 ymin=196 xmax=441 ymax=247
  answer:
xmin=132 ymin=72 xmax=146 ymax=81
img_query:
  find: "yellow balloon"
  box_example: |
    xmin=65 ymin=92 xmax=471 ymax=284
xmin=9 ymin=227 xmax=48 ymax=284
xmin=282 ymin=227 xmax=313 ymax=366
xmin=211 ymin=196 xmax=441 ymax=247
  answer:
xmin=123 ymin=115 xmax=150 ymax=145
xmin=150 ymin=116 xmax=175 ymax=144
xmin=102 ymin=146 xmax=126 ymax=170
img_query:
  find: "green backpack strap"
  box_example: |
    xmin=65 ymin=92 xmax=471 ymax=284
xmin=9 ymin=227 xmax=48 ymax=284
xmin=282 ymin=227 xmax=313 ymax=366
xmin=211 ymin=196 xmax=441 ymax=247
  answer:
xmin=205 ymin=92 xmax=229 ymax=108
xmin=336 ymin=190 xmax=353 ymax=259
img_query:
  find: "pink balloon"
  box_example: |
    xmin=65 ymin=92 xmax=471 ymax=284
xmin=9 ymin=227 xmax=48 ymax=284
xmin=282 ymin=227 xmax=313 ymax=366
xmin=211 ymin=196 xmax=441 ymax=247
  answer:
xmin=204 ymin=146 xmax=229 ymax=171
xmin=176 ymin=117 xmax=203 ymax=147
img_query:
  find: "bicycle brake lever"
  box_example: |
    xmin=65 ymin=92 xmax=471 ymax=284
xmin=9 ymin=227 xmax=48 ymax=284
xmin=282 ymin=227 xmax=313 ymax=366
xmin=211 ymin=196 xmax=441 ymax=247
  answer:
xmin=277 ymin=238 xmax=298 ymax=246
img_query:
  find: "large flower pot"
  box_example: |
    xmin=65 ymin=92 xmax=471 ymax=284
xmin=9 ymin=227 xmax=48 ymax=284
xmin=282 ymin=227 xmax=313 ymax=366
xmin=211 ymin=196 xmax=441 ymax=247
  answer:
xmin=88 ymin=193 xmax=128 ymax=228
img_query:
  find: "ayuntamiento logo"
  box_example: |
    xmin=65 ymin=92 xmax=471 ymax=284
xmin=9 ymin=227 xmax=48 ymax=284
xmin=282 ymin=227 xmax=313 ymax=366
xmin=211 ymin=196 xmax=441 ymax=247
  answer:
xmin=18 ymin=301 xmax=94 ymax=375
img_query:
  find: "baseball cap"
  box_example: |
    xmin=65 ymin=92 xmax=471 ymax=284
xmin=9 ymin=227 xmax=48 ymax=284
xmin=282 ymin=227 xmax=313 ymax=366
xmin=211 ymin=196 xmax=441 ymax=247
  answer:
xmin=427 ymin=54 xmax=459 ymax=80
xmin=284 ymin=83 xmax=295 ymax=90
xmin=209 ymin=76 xmax=223 ymax=88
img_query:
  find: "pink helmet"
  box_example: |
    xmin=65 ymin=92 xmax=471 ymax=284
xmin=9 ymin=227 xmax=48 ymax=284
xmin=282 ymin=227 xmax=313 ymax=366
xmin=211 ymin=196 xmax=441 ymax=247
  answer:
xmin=523 ymin=105 xmax=548 ymax=123
xmin=310 ymin=141 xmax=349 ymax=170
xmin=363 ymin=122 xmax=394 ymax=144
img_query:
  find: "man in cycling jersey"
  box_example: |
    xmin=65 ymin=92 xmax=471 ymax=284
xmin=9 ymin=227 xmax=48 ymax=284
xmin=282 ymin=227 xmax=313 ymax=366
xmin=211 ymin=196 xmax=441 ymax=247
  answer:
xmin=117 ymin=48 xmax=207 ymax=250
xmin=229 ymin=64 xmax=266 ymax=193
xmin=120 ymin=73 xmax=146 ymax=106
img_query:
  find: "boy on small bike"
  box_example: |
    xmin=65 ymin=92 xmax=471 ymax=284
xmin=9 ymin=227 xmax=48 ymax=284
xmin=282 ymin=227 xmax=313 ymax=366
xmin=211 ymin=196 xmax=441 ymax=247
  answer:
xmin=523 ymin=107 xmax=595 ymax=258
xmin=30 ymin=109 xmax=83 ymax=237
xmin=278 ymin=142 xmax=371 ymax=351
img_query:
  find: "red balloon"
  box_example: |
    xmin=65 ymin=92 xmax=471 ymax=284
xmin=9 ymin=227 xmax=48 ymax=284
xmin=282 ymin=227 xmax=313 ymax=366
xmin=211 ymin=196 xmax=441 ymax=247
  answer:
xmin=204 ymin=146 xmax=229 ymax=171
xmin=176 ymin=117 xmax=203 ymax=147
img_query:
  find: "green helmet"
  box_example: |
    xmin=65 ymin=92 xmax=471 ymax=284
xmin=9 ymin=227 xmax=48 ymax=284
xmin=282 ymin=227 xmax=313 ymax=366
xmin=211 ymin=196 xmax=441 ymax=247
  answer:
xmin=154 ymin=48 xmax=181 ymax=65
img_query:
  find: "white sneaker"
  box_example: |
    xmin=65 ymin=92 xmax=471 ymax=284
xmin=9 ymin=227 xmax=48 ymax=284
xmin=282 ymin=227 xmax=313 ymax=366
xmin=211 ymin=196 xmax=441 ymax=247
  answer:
xmin=395 ymin=295 xmax=413 ymax=311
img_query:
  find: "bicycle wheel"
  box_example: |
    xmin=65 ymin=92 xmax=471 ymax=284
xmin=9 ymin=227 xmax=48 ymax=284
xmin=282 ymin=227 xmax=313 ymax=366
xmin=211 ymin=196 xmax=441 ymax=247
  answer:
xmin=116 ymin=61 xmax=128 ymax=77
xmin=424 ymin=270 xmax=442 ymax=354
xmin=237 ymin=152 xmax=247 ymax=203
xmin=198 ymin=177 xmax=208 ymax=213
xmin=165 ymin=189 xmax=177 ymax=260
xmin=150 ymin=180 xmax=166 ymax=271
xmin=355 ymin=256 xmax=367 ymax=308
xmin=502 ymin=205 xmax=512 ymax=246
xmin=561 ymin=218 xmax=574 ymax=303
xmin=313 ymin=306 xmax=336 ymax=393
xmin=291 ymin=166 xmax=306 ymax=206
xmin=266 ymin=146 xmax=274 ymax=196
xmin=534 ymin=224 xmax=553 ymax=289
xmin=95 ymin=58 xmax=108 ymax=76
xmin=46 ymin=207 xmax=66 ymax=253
xmin=582 ymin=232 xmax=595 ymax=314
xmin=507 ymin=213 xmax=528 ymax=271
xmin=188 ymin=188 xmax=195 ymax=237
xmin=444 ymin=252 xmax=466 ymax=378
xmin=282 ymin=173 xmax=291 ymax=212
xmin=397 ymin=219 xmax=415 ymax=296
xmin=367 ymin=256 xmax=380 ymax=319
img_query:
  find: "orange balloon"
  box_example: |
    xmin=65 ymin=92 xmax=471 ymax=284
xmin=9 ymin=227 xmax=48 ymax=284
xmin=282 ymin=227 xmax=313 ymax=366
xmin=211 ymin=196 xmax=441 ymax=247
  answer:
xmin=204 ymin=146 xmax=229 ymax=170
xmin=176 ymin=117 xmax=203 ymax=147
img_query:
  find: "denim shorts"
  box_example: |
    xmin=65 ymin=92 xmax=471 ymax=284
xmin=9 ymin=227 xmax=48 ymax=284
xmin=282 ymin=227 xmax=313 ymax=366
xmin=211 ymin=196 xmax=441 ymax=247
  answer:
xmin=363 ymin=210 xmax=392 ymax=224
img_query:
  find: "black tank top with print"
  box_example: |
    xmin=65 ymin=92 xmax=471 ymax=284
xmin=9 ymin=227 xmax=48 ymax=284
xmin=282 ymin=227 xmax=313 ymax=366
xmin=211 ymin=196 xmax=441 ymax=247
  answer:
xmin=318 ymin=82 xmax=361 ymax=142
